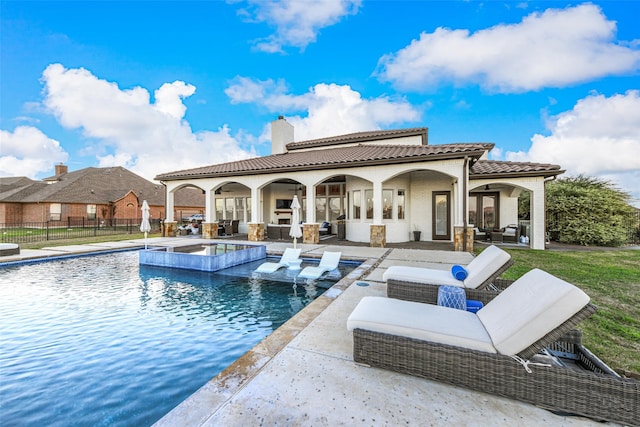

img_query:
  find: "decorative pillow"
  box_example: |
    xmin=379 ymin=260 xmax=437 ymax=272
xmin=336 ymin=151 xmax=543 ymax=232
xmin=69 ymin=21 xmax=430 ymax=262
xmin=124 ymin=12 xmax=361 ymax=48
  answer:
xmin=451 ymin=264 xmax=468 ymax=281
xmin=321 ymin=222 xmax=330 ymax=229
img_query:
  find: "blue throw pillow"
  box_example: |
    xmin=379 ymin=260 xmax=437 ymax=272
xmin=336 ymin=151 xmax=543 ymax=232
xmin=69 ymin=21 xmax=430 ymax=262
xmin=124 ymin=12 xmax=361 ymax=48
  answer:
xmin=451 ymin=264 xmax=468 ymax=281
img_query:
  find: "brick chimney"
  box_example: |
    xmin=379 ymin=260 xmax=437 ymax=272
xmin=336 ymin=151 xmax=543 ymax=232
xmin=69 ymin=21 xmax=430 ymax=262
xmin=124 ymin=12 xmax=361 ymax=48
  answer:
xmin=55 ymin=163 xmax=68 ymax=175
xmin=270 ymin=116 xmax=294 ymax=155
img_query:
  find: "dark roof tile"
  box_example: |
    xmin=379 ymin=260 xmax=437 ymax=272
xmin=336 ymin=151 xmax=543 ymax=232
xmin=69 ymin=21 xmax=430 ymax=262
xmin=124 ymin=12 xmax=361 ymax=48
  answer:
xmin=156 ymin=143 xmax=493 ymax=180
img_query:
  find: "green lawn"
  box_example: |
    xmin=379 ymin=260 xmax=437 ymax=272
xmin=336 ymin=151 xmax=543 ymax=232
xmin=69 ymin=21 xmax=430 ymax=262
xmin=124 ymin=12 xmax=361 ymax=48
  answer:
xmin=491 ymin=247 xmax=640 ymax=375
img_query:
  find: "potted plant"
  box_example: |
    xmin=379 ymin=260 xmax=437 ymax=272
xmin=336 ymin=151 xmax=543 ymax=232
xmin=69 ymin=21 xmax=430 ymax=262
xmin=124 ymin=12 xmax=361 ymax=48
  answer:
xmin=413 ymin=225 xmax=421 ymax=241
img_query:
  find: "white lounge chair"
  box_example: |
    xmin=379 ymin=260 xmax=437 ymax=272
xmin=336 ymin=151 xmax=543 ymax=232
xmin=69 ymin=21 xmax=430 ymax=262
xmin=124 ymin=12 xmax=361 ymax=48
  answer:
xmin=254 ymin=248 xmax=301 ymax=274
xmin=297 ymin=251 xmax=341 ymax=279
xmin=346 ymin=269 xmax=639 ymax=426
xmin=383 ymin=245 xmax=513 ymax=305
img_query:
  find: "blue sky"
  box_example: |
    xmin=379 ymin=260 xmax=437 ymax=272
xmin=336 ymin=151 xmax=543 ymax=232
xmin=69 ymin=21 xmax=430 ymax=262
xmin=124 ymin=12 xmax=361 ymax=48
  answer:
xmin=1 ymin=1 xmax=639 ymax=205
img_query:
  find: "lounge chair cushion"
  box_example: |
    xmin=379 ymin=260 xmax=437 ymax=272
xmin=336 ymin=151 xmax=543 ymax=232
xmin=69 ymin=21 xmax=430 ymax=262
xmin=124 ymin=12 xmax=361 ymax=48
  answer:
xmin=478 ymin=268 xmax=590 ymax=356
xmin=382 ymin=245 xmax=510 ymax=290
xmin=255 ymin=248 xmax=301 ymax=273
xmin=347 ymin=296 xmax=496 ymax=354
xmin=382 ymin=266 xmax=463 ymax=287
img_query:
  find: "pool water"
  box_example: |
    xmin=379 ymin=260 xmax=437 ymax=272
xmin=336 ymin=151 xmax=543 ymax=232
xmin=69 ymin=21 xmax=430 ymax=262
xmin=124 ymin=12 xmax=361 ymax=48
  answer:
xmin=0 ymin=251 xmax=351 ymax=426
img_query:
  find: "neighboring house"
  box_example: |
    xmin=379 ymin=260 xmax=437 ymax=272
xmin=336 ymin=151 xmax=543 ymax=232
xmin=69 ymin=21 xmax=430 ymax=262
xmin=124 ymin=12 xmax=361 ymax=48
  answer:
xmin=156 ymin=118 xmax=563 ymax=250
xmin=0 ymin=164 xmax=204 ymax=225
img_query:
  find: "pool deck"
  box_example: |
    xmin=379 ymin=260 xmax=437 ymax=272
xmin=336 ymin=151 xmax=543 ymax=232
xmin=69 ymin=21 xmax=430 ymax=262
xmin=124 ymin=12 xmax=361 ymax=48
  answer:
xmin=1 ymin=237 xmax=613 ymax=426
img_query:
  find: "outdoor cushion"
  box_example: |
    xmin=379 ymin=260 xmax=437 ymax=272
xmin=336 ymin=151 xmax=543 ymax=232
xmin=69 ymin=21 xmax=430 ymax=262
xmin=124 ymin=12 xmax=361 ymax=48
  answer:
xmin=382 ymin=245 xmax=511 ymax=290
xmin=255 ymin=248 xmax=301 ymax=273
xmin=477 ymin=268 xmax=590 ymax=355
xmin=347 ymin=296 xmax=496 ymax=354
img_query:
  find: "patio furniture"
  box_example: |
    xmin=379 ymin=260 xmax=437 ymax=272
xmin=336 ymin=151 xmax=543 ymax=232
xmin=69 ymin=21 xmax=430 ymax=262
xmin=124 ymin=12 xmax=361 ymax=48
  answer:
xmin=384 ymin=245 xmax=514 ymax=305
xmin=254 ymin=248 xmax=301 ymax=274
xmin=298 ymin=251 xmax=341 ymax=280
xmin=502 ymin=224 xmax=520 ymax=243
xmin=348 ymin=269 xmax=640 ymax=426
xmin=490 ymin=230 xmax=503 ymax=243
xmin=319 ymin=222 xmax=332 ymax=235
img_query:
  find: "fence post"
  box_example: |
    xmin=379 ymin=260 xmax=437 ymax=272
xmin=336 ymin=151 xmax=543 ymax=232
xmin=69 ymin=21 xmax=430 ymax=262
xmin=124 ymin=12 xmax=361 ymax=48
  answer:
xmin=46 ymin=221 xmax=50 ymax=241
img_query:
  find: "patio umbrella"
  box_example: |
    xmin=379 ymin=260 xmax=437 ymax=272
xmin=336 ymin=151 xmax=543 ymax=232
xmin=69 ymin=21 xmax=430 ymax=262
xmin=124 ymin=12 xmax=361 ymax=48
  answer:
xmin=140 ymin=200 xmax=151 ymax=249
xmin=289 ymin=195 xmax=303 ymax=249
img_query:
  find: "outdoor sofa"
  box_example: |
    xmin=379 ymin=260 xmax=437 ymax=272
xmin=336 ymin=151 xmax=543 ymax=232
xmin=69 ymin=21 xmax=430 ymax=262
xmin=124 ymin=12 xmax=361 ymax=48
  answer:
xmin=383 ymin=245 xmax=514 ymax=305
xmin=348 ymin=269 xmax=640 ymax=426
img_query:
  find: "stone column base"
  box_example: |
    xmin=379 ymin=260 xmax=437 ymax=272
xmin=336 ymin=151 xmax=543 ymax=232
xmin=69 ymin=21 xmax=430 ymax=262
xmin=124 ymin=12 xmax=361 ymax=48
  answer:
xmin=370 ymin=224 xmax=386 ymax=247
xmin=248 ymin=223 xmax=264 ymax=242
xmin=303 ymin=223 xmax=319 ymax=244
xmin=164 ymin=221 xmax=178 ymax=237
xmin=454 ymin=226 xmax=473 ymax=252
xmin=202 ymin=222 xmax=218 ymax=239
xmin=465 ymin=226 xmax=475 ymax=252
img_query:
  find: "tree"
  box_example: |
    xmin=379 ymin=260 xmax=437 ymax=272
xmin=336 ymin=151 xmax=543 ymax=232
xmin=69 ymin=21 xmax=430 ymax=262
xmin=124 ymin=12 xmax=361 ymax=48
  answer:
xmin=546 ymin=175 xmax=635 ymax=246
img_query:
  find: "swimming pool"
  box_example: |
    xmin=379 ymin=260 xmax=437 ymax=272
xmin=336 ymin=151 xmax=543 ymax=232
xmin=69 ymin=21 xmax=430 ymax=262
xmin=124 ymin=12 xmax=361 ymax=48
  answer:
xmin=0 ymin=251 xmax=355 ymax=426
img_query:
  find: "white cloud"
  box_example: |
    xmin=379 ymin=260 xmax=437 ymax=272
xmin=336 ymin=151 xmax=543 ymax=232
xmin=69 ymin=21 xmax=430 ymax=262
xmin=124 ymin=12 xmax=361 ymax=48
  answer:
xmin=225 ymin=76 xmax=421 ymax=140
xmin=507 ymin=90 xmax=640 ymax=206
xmin=39 ymin=64 xmax=254 ymax=181
xmin=236 ymin=0 xmax=361 ymax=53
xmin=376 ymin=3 xmax=640 ymax=93
xmin=0 ymin=126 xmax=68 ymax=178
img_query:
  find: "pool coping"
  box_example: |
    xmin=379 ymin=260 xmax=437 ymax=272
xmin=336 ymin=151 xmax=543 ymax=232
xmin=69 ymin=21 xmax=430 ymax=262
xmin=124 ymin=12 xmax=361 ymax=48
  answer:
xmin=153 ymin=254 xmax=382 ymax=426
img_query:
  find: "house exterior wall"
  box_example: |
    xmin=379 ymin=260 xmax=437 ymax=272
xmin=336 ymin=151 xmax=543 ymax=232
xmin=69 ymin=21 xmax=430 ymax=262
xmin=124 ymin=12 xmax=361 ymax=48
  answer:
xmin=0 ymin=203 xmax=23 ymax=223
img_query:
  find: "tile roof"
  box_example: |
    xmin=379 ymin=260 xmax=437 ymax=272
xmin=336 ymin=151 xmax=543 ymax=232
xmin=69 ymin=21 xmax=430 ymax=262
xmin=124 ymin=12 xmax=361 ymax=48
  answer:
xmin=286 ymin=128 xmax=429 ymax=150
xmin=0 ymin=167 xmax=165 ymax=205
xmin=156 ymin=142 xmax=493 ymax=180
xmin=470 ymin=160 xmax=564 ymax=178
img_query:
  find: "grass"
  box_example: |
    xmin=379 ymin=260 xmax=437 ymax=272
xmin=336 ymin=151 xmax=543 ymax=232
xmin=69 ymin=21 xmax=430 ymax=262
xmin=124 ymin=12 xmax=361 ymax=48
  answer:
xmin=16 ymin=232 xmax=162 ymax=250
xmin=491 ymin=247 xmax=640 ymax=374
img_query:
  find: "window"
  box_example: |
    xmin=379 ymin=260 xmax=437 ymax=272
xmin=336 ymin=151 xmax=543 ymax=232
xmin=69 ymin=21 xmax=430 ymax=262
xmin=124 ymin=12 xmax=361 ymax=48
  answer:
xmin=225 ymin=198 xmax=234 ymax=220
xmin=352 ymin=191 xmax=361 ymax=219
xmin=365 ymin=190 xmax=373 ymax=219
xmin=50 ymin=203 xmax=61 ymax=221
xmin=468 ymin=193 xmax=499 ymax=230
xmin=328 ymin=197 xmax=341 ymax=221
xmin=87 ymin=204 xmax=97 ymax=220
xmin=315 ymin=197 xmax=326 ymax=222
xmin=397 ymin=190 xmax=405 ymax=220
xmin=382 ymin=189 xmax=393 ymax=219
xmin=215 ymin=199 xmax=224 ymax=220
xmin=235 ymin=198 xmax=245 ymax=223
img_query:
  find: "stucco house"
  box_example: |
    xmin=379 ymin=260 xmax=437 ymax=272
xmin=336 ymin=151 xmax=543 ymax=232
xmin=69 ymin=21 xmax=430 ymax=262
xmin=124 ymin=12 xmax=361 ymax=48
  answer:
xmin=0 ymin=164 xmax=204 ymax=225
xmin=156 ymin=117 xmax=563 ymax=250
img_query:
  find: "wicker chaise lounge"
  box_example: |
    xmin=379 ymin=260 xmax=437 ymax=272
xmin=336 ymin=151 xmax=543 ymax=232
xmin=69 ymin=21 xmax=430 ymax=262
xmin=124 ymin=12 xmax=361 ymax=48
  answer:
xmin=383 ymin=245 xmax=514 ymax=305
xmin=348 ymin=269 xmax=640 ymax=426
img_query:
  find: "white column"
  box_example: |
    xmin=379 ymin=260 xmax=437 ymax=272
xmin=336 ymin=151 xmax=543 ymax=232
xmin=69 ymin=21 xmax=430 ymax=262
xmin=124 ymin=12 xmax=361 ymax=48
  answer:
xmin=306 ymin=184 xmax=316 ymax=223
xmin=372 ymin=180 xmax=383 ymax=224
xmin=205 ymin=190 xmax=213 ymax=222
xmin=251 ymin=186 xmax=261 ymax=223
xmin=166 ymin=188 xmax=175 ymax=221
xmin=530 ymin=181 xmax=546 ymax=250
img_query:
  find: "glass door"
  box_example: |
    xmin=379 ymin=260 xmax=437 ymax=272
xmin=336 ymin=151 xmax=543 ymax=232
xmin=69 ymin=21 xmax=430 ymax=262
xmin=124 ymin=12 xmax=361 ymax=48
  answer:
xmin=432 ymin=191 xmax=451 ymax=240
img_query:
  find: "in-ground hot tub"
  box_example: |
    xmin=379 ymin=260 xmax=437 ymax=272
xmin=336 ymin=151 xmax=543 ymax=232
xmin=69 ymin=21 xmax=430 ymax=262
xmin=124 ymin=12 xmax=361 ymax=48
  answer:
xmin=139 ymin=242 xmax=266 ymax=272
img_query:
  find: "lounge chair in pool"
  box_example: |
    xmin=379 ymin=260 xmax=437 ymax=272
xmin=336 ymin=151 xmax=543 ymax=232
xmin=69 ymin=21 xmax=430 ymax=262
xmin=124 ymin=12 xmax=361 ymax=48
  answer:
xmin=297 ymin=251 xmax=341 ymax=280
xmin=347 ymin=268 xmax=640 ymax=426
xmin=383 ymin=244 xmax=514 ymax=305
xmin=254 ymin=248 xmax=301 ymax=274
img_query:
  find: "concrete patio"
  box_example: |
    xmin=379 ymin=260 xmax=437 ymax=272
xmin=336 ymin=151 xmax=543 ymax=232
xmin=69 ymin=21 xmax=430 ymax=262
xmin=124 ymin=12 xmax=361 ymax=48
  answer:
xmin=0 ymin=237 xmax=613 ymax=426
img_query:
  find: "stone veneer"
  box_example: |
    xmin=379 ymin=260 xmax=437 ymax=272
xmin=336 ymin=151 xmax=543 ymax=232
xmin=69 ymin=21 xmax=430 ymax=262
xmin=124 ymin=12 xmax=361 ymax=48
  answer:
xmin=201 ymin=222 xmax=218 ymax=239
xmin=303 ymin=223 xmax=319 ymax=244
xmin=369 ymin=224 xmax=386 ymax=247
xmin=164 ymin=221 xmax=178 ymax=237
xmin=453 ymin=226 xmax=475 ymax=252
xmin=248 ymin=223 xmax=264 ymax=242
